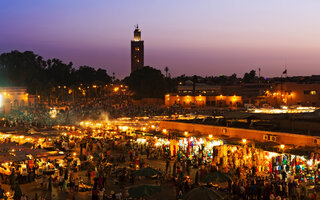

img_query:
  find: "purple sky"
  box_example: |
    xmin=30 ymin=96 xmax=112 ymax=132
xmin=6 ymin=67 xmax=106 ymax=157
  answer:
xmin=1 ymin=0 xmax=320 ymax=78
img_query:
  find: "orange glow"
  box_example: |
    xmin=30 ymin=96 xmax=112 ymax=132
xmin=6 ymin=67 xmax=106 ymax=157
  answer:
xmin=114 ymin=87 xmax=119 ymax=92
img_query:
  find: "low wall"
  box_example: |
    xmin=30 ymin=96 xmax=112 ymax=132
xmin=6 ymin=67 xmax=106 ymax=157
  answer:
xmin=277 ymin=119 xmax=320 ymax=133
xmin=159 ymin=121 xmax=318 ymax=147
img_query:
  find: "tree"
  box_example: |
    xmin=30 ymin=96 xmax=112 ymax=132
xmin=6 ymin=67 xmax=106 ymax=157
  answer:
xmin=0 ymin=50 xmax=47 ymax=93
xmin=0 ymin=50 xmax=112 ymax=100
xmin=243 ymin=70 xmax=256 ymax=83
xmin=164 ymin=66 xmax=169 ymax=78
xmin=125 ymin=66 xmax=167 ymax=99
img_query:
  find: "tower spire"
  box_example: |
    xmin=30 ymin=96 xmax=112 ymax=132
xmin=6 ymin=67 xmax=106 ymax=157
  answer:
xmin=131 ymin=25 xmax=144 ymax=73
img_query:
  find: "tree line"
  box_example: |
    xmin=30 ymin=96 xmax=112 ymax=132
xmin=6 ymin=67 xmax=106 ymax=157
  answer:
xmin=0 ymin=50 xmax=112 ymax=97
xmin=0 ymin=50 xmax=271 ymax=100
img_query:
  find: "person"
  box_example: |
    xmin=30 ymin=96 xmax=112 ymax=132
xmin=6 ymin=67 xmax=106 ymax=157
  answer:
xmin=48 ymin=175 xmax=52 ymax=192
xmin=92 ymin=187 xmax=99 ymax=200
xmin=74 ymin=177 xmax=79 ymax=192
xmin=68 ymin=189 xmax=74 ymax=200
xmin=115 ymin=191 xmax=122 ymax=200
xmin=269 ymin=192 xmax=275 ymax=200
xmin=98 ymin=188 xmax=105 ymax=200
xmin=41 ymin=175 xmax=46 ymax=188
xmin=250 ymin=182 xmax=256 ymax=199
xmin=63 ymin=178 xmax=68 ymax=193
xmin=166 ymin=159 xmax=170 ymax=172
xmin=178 ymin=190 xmax=183 ymax=200
xmin=146 ymin=147 xmax=150 ymax=159
xmin=59 ymin=176 xmax=64 ymax=190
xmin=21 ymin=194 xmax=27 ymax=200
xmin=110 ymin=191 xmax=116 ymax=200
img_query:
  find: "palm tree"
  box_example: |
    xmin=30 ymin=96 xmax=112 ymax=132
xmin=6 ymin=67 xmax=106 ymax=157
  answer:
xmin=164 ymin=66 xmax=169 ymax=78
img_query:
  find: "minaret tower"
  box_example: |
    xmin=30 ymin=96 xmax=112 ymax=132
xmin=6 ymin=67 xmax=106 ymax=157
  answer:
xmin=131 ymin=24 xmax=144 ymax=73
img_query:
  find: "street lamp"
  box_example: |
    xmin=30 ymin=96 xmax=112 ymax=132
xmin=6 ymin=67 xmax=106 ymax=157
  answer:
xmin=242 ymin=139 xmax=247 ymax=144
xmin=162 ymin=129 xmax=167 ymax=134
xmin=209 ymin=134 xmax=213 ymax=139
xmin=280 ymin=144 xmax=285 ymax=153
xmin=184 ymin=131 xmax=188 ymax=136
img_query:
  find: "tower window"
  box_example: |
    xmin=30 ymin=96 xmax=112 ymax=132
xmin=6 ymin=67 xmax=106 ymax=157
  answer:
xmin=135 ymin=47 xmax=140 ymax=51
xmin=136 ymin=59 xmax=140 ymax=63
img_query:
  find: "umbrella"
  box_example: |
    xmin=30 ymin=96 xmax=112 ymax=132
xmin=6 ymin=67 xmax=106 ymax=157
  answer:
xmin=183 ymin=186 xmax=225 ymax=200
xmin=134 ymin=167 xmax=161 ymax=178
xmin=200 ymin=171 xmax=231 ymax=183
xmin=128 ymin=185 xmax=161 ymax=198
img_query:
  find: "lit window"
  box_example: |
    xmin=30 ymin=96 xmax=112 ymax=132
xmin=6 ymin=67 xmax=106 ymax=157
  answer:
xmin=136 ymin=59 xmax=140 ymax=63
xmin=304 ymin=90 xmax=317 ymax=95
xmin=135 ymin=47 xmax=140 ymax=51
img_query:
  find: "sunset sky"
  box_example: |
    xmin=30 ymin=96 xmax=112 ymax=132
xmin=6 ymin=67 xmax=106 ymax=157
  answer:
xmin=1 ymin=0 xmax=320 ymax=78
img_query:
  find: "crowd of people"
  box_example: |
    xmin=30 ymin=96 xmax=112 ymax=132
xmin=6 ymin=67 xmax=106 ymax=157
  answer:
xmin=0 ymin=93 xmax=231 ymax=130
xmin=0 ymin=120 xmax=318 ymax=199
xmin=0 ymin=92 xmax=318 ymax=200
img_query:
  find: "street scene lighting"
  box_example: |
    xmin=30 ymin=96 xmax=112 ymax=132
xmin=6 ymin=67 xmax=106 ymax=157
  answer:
xmin=0 ymin=2 xmax=320 ymax=199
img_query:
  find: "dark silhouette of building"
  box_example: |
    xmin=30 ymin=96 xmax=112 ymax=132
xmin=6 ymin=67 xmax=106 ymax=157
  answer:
xmin=131 ymin=25 xmax=144 ymax=73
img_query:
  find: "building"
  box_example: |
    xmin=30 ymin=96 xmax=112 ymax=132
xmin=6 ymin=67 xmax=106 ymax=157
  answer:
xmin=0 ymin=87 xmax=32 ymax=114
xmin=131 ymin=25 xmax=144 ymax=73
xmin=177 ymin=82 xmax=221 ymax=96
xmin=177 ymin=81 xmax=270 ymax=105
xmin=265 ymin=82 xmax=320 ymax=107
xmin=165 ymin=94 xmax=242 ymax=108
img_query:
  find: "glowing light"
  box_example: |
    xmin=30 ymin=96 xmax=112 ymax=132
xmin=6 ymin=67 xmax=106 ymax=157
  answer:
xmin=250 ymin=106 xmax=317 ymax=114
xmin=137 ymin=138 xmax=146 ymax=143
xmin=0 ymin=93 xmax=3 ymax=108
xmin=242 ymin=139 xmax=247 ymax=144
xmin=162 ymin=129 xmax=167 ymax=133
xmin=114 ymin=87 xmax=119 ymax=92
xmin=49 ymin=107 xmax=58 ymax=118
xmin=184 ymin=131 xmax=188 ymax=136
xmin=280 ymin=144 xmax=285 ymax=149
xmin=209 ymin=134 xmax=213 ymax=139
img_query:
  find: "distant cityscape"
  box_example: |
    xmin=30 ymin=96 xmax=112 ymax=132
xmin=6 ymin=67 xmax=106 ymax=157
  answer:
xmin=0 ymin=17 xmax=320 ymax=200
